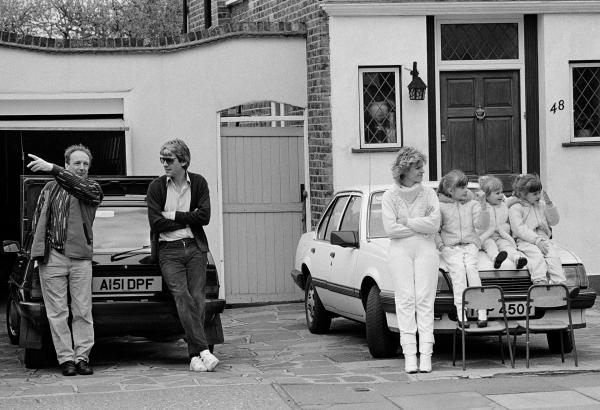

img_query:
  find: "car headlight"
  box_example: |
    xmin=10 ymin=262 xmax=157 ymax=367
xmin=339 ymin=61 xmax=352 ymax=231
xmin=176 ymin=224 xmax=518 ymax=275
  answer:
xmin=563 ymin=264 xmax=588 ymax=289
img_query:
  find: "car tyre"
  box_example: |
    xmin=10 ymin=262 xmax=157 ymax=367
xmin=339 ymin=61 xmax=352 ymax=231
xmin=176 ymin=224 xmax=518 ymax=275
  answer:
xmin=6 ymin=291 xmax=20 ymax=345
xmin=366 ymin=285 xmax=398 ymax=358
xmin=305 ymin=275 xmax=331 ymax=334
xmin=547 ymin=330 xmax=574 ymax=354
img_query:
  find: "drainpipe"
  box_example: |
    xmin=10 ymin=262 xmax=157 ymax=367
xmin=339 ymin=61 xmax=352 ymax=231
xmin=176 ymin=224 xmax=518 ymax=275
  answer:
xmin=182 ymin=0 xmax=188 ymax=34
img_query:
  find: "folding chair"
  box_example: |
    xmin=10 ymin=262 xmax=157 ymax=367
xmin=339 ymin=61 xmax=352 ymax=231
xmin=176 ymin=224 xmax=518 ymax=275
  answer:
xmin=518 ymin=284 xmax=578 ymax=368
xmin=452 ymin=286 xmax=515 ymax=371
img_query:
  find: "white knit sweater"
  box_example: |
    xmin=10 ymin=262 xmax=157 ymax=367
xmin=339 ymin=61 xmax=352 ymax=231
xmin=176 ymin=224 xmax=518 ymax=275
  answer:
xmin=381 ymin=183 xmax=441 ymax=240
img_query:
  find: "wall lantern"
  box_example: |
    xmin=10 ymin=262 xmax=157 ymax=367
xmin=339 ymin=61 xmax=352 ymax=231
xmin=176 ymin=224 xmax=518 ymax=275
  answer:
xmin=407 ymin=61 xmax=427 ymax=101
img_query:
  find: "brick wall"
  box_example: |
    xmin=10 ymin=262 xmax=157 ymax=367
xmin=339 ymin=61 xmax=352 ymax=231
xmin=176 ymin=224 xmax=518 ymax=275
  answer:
xmin=188 ymin=0 xmax=333 ymax=228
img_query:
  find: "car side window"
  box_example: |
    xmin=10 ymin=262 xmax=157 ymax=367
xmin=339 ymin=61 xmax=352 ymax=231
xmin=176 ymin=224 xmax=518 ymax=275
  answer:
xmin=339 ymin=195 xmax=362 ymax=233
xmin=368 ymin=192 xmax=386 ymax=238
xmin=322 ymin=196 xmax=350 ymax=241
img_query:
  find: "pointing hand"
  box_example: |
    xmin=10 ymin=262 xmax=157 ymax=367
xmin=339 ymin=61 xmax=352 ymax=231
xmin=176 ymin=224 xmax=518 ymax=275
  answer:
xmin=27 ymin=154 xmax=53 ymax=173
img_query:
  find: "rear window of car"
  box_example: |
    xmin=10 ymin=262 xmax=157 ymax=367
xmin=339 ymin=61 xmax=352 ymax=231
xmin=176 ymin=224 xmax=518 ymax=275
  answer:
xmin=94 ymin=206 xmax=150 ymax=252
xmin=368 ymin=192 xmax=386 ymax=238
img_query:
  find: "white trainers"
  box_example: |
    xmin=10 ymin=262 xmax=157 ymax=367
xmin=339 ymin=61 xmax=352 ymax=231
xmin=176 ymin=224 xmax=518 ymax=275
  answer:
xmin=189 ymin=356 xmax=207 ymax=372
xmin=200 ymin=349 xmax=219 ymax=372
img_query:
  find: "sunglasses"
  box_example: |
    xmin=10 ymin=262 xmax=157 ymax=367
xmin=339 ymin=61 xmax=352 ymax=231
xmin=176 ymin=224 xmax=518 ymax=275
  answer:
xmin=159 ymin=156 xmax=176 ymax=165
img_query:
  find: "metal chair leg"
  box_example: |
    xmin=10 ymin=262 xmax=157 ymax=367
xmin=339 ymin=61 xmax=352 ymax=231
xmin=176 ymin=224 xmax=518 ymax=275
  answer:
xmin=560 ymin=331 xmax=565 ymax=363
xmin=462 ymin=327 xmax=466 ymax=371
xmin=506 ymin=330 xmax=515 ymax=368
xmin=571 ymin=327 xmax=578 ymax=367
xmin=526 ymin=328 xmax=530 ymax=368
xmin=499 ymin=334 xmax=505 ymax=364
xmin=452 ymin=329 xmax=456 ymax=366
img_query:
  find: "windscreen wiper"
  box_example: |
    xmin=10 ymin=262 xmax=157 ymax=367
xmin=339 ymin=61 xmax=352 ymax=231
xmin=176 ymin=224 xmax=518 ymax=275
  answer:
xmin=110 ymin=245 xmax=151 ymax=262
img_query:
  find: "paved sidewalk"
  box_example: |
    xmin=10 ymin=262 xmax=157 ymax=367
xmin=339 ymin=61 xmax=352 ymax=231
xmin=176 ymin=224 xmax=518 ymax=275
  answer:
xmin=0 ymin=301 xmax=599 ymax=409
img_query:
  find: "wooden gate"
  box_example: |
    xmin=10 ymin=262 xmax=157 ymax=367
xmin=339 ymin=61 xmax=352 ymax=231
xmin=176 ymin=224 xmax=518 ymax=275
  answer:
xmin=219 ymin=114 xmax=306 ymax=303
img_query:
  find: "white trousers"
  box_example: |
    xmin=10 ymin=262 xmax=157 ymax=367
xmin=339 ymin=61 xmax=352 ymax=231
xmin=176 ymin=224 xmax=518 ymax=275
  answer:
xmin=441 ymin=244 xmax=483 ymax=318
xmin=388 ymin=236 xmax=439 ymax=347
xmin=39 ymin=249 xmax=94 ymax=365
xmin=482 ymin=237 xmax=522 ymax=264
xmin=517 ymin=240 xmax=566 ymax=283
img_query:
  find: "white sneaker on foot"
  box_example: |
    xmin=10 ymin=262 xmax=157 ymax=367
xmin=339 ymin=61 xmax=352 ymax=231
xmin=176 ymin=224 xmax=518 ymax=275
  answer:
xmin=190 ymin=356 xmax=207 ymax=372
xmin=200 ymin=349 xmax=219 ymax=372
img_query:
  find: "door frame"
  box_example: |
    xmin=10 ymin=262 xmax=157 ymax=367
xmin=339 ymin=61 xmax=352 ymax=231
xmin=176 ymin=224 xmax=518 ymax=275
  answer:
xmin=215 ymin=108 xmax=308 ymax=300
xmin=434 ymin=15 xmax=527 ymax=180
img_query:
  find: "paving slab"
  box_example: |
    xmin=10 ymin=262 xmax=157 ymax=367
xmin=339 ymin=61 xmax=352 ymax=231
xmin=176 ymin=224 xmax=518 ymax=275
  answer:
xmin=389 ymin=391 xmax=503 ymax=410
xmin=487 ymin=390 xmax=600 ymax=409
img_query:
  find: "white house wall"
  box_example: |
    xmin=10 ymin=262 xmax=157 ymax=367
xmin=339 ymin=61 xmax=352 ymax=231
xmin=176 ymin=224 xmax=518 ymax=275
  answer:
xmin=329 ymin=16 xmax=430 ymax=189
xmin=538 ymin=14 xmax=600 ymax=276
xmin=0 ymin=37 xmax=308 ymax=288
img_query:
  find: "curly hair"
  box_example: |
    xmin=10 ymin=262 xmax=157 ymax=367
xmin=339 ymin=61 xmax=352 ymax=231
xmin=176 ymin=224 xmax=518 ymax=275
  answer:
xmin=160 ymin=138 xmax=191 ymax=170
xmin=438 ymin=169 xmax=468 ymax=197
xmin=391 ymin=146 xmax=427 ymax=184
xmin=478 ymin=175 xmax=503 ymax=197
xmin=64 ymin=144 xmax=93 ymax=165
xmin=513 ymin=174 xmax=543 ymax=199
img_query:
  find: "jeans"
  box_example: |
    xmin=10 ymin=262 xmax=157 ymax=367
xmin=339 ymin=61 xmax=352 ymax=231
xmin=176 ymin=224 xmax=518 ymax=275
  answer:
xmin=159 ymin=241 xmax=208 ymax=356
xmin=39 ymin=249 xmax=94 ymax=365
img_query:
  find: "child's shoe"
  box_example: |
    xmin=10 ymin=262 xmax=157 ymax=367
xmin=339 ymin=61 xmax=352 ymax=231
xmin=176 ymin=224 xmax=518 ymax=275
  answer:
xmin=477 ymin=310 xmax=488 ymax=328
xmin=402 ymin=343 xmax=418 ymax=373
xmin=516 ymin=257 xmax=528 ymax=269
xmin=494 ymin=251 xmax=508 ymax=269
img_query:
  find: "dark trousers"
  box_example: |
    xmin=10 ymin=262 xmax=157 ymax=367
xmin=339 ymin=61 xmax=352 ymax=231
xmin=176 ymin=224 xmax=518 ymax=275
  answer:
xmin=159 ymin=240 xmax=208 ymax=356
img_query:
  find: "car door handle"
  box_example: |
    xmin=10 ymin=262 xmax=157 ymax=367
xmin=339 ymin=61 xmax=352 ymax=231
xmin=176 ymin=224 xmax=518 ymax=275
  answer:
xmin=330 ymin=252 xmax=335 ymax=258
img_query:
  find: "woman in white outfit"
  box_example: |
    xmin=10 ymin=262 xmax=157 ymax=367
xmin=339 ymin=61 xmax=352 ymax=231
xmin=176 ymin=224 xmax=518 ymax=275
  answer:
xmin=382 ymin=147 xmax=441 ymax=373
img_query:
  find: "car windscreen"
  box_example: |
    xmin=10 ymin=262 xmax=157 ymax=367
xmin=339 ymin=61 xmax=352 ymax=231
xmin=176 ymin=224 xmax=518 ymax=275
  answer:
xmin=93 ymin=206 xmax=150 ymax=252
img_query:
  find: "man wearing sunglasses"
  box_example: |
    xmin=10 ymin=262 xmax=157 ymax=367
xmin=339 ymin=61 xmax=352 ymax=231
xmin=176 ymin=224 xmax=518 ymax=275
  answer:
xmin=146 ymin=139 xmax=219 ymax=372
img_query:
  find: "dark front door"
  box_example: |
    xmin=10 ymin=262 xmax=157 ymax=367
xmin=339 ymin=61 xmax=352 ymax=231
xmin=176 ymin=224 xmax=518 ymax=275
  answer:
xmin=440 ymin=70 xmax=521 ymax=179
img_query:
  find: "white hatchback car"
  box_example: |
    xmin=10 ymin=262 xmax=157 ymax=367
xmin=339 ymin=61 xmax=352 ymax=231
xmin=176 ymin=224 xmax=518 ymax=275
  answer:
xmin=291 ymin=183 xmax=596 ymax=358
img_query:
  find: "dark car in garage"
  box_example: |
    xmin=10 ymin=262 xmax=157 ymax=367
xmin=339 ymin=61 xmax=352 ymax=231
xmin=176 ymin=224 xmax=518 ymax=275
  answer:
xmin=4 ymin=176 xmax=225 ymax=368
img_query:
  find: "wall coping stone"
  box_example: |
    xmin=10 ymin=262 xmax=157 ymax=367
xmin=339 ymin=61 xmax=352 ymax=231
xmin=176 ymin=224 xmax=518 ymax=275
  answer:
xmin=0 ymin=21 xmax=306 ymax=54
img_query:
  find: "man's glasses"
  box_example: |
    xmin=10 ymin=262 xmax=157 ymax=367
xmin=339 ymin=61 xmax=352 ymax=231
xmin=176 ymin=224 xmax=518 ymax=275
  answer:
xmin=160 ymin=156 xmax=176 ymax=165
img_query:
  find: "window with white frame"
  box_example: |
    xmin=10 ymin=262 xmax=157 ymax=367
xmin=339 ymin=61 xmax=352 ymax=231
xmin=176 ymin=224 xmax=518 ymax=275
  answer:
xmin=359 ymin=67 xmax=402 ymax=148
xmin=572 ymin=62 xmax=600 ymax=141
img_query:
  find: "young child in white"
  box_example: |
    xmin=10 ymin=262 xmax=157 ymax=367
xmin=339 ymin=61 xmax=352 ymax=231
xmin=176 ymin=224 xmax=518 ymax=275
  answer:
xmin=435 ymin=170 xmax=490 ymax=328
xmin=508 ymin=174 xmax=579 ymax=297
xmin=478 ymin=175 xmax=528 ymax=270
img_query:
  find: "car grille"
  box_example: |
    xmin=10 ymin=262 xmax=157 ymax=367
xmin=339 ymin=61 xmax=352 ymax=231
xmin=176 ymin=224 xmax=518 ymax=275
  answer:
xmin=480 ymin=270 xmax=532 ymax=295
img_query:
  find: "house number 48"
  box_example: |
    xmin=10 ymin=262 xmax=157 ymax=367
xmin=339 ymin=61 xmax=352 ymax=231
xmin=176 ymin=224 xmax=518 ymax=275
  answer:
xmin=550 ymin=100 xmax=565 ymax=114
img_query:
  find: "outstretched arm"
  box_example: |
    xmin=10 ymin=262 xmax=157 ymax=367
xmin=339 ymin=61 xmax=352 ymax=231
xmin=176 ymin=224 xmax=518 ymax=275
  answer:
xmin=27 ymin=154 xmax=102 ymax=205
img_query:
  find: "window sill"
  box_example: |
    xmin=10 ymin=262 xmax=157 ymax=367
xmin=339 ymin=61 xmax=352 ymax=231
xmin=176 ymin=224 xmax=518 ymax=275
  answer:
xmin=562 ymin=141 xmax=600 ymax=147
xmin=351 ymin=147 xmax=401 ymax=153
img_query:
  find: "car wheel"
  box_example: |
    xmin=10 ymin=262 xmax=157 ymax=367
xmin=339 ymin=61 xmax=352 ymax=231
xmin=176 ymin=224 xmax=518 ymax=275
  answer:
xmin=366 ymin=285 xmax=398 ymax=358
xmin=547 ymin=330 xmax=574 ymax=354
xmin=305 ymin=275 xmax=331 ymax=334
xmin=6 ymin=291 xmax=20 ymax=345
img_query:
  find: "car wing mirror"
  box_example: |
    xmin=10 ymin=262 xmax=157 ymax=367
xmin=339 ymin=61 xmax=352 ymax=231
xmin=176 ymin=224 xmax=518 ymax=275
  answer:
xmin=330 ymin=231 xmax=359 ymax=248
xmin=2 ymin=240 xmax=20 ymax=253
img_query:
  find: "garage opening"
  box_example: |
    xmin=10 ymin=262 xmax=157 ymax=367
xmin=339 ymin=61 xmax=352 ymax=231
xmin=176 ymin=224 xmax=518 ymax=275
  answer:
xmin=0 ymin=129 xmax=126 ymax=294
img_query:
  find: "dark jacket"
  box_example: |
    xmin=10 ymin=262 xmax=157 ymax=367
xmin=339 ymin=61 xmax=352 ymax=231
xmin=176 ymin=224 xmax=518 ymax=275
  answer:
xmin=146 ymin=172 xmax=211 ymax=260
xmin=30 ymin=165 xmax=103 ymax=262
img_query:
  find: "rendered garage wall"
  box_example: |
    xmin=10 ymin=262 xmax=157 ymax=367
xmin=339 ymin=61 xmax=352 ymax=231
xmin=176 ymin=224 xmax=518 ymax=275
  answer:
xmin=0 ymin=30 xmax=308 ymax=295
